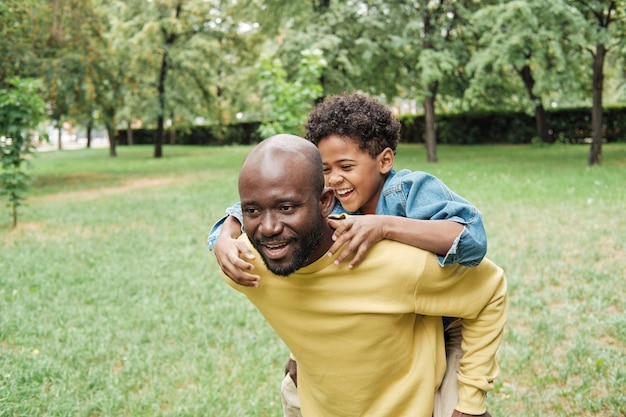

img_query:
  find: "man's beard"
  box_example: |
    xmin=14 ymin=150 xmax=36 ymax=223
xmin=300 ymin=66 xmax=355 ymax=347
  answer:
xmin=252 ymin=219 xmax=324 ymax=277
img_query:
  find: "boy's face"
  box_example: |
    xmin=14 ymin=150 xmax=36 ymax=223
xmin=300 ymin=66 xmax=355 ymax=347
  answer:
xmin=318 ymin=135 xmax=392 ymax=215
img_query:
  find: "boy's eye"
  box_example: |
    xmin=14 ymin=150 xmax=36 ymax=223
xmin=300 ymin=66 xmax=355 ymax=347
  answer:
xmin=341 ymin=164 xmax=353 ymax=170
xmin=323 ymin=167 xmax=331 ymax=174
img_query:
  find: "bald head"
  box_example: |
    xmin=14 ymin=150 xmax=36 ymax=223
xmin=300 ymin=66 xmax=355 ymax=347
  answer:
xmin=239 ymin=134 xmax=325 ymax=194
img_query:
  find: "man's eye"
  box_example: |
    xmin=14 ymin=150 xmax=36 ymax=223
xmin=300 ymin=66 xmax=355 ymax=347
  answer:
xmin=244 ymin=208 xmax=259 ymax=215
xmin=280 ymin=205 xmax=294 ymax=212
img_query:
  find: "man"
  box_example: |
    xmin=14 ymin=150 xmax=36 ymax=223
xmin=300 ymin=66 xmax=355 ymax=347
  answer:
xmin=222 ymin=134 xmax=507 ymax=417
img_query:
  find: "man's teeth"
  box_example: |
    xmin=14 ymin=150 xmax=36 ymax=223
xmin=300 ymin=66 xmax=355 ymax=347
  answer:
xmin=265 ymin=243 xmax=286 ymax=249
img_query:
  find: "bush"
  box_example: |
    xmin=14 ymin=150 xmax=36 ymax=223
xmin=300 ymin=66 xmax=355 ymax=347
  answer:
xmin=115 ymin=122 xmax=262 ymax=146
xmin=115 ymin=106 xmax=626 ymax=147
xmin=0 ymin=78 xmax=47 ymax=227
xmin=398 ymin=106 xmax=626 ymax=144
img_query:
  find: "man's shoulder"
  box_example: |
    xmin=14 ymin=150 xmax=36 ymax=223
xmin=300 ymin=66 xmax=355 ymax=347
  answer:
xmin=365 ymin=238 xmax=434 ymax=264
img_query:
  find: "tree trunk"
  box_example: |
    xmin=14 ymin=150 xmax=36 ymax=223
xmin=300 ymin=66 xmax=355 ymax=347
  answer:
xmin=105 ymin=122 xmax=117 ymax=157
xmin=154 ymin=2 xmax=182 ymax=158
xmin=169 ymin=129 xmax=177 ymax=145
xmin=423 ymin=82 xmax=438 ymax=163
xmin=422 ymin=7 xmax=437 ymax=163
xmin=86 ymin=119 xmax=93 ymax=148
xmin=12 ymin=196 xmax=17 ymax=228
xmin=534 ymin=105 xmax=551 ymax=144
xmin=588 ymin=44 xmax=605 ymax=166
xmin=126 ymin=121 xmax=134 ymax=146
xmin=518 ymin=64 xmax=552 ymax=143
xmin=57 ymin=124 xmax=62 ymax=150
xmin=154 ymin=49 xmax=167 ymax=158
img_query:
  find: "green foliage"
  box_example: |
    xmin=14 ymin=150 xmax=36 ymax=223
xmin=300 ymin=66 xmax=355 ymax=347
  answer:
xmin=0 ymin=0 xmax=48 ymax=85
xmin=2 ymin=0 xmax=626 ymax=164
xmin=0 ymin=78 xmax=47 ymax=227
xmin=465 ymin=0 xmax=589 ymax=113
xmin=257 ymin=49 xmax=327 ymax=138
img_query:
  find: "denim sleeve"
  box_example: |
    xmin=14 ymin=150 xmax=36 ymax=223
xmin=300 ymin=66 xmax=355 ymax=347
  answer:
xmin=206 ymin=202 xmax=244 ymax=250
xmin=394 ymin=173 xmax=488 ymax=267
xmin=440 ymin=222 xmax=487 ymax=267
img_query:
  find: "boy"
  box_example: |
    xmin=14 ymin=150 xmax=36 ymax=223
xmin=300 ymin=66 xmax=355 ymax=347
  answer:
xmin=208 ymin=92 xmax=488 ymax=416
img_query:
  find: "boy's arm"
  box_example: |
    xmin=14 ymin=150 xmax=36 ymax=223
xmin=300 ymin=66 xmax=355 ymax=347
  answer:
xmin=414 ymin=257 xmax=508 ymax=415
xmin=207 ymin=202 xmax=244 ymax=250
xmin=327 ymin=215 xmax=463 ymax=267
xmin=400 ymin=172 xmax=488 ymax=267
xmin=213 ymin=216 xmax=260 ymax=287
xmin=327 ymin=171 xmax=487 ymax=268
xmin=207 ymin=202 xmax=260 ymax=287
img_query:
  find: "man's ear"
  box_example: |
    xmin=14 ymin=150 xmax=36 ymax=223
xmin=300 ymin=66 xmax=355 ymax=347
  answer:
xmin=377 ymin=147 xmax=394 ymax=175
xmin=320 ymin=187 xmax=335 ymax=217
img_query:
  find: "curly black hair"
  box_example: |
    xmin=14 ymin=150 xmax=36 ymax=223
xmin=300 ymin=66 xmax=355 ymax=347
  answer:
xmin=304 ymin=92 xmax=400 ymax=158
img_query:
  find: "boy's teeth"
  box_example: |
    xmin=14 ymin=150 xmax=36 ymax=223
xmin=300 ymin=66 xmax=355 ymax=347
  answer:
xmin=337 ymin=188 xmax=353 ymax=196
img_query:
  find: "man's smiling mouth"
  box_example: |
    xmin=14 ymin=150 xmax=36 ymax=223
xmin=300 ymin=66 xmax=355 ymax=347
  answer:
xmin=261 ymin=241 xmax=290 ymax=259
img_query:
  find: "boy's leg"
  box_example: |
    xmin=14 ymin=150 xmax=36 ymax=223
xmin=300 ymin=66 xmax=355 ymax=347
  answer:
xmin=281 ymin=357 xmax=302 ymax=417
xmin=433 ymin=320 xmax=462 ymax=417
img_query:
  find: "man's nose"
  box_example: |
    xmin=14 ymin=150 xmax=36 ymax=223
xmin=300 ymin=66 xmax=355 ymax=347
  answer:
xmin=259 ymin=211 xmax=283 ymax=236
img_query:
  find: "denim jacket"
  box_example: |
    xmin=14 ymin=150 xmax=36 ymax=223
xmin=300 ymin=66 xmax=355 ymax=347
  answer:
xmin=207 ymin=168 xmax=487 ymax=267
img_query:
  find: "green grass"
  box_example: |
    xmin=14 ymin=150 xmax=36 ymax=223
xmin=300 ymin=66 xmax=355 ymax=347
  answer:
xmin=1 ymin=143 xmax=625 ymax=416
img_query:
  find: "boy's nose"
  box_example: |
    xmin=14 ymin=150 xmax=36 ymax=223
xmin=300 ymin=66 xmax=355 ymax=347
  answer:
xmin=327 ymin=173 xmax=342 ymax=186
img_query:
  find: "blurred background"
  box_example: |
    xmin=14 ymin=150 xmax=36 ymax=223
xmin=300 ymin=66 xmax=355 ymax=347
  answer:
xmin=2 ymin=0 xmax=626 ymax=163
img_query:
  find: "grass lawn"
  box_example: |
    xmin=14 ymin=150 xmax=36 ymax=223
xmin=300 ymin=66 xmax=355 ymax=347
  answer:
xmin=1 ymin=143 xmax=625 ymax=416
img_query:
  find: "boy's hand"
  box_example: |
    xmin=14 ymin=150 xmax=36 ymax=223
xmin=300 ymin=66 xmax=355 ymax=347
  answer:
xmin=214 ymin=236 xmax=260 ymax=287
xmin=327 ymin=215 xmax=385 ymax=268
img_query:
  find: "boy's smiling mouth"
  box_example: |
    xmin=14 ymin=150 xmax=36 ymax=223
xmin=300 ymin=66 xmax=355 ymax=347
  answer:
xmin=336 ymin=188 xmax=354 ymax=198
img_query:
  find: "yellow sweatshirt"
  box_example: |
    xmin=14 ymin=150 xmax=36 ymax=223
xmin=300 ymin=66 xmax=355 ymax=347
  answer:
xmin=225 ymin=235 xmax=507 ymax=417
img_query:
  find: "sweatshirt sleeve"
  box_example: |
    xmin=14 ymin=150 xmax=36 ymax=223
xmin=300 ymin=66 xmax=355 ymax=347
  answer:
xmin=207 ymin=202 xmax=243 ymax=250
xmin=412 ymin=257 xmax=508 ymax=414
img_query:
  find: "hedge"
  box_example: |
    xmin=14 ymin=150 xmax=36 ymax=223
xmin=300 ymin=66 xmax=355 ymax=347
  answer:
xmin=398 ymin=106 xmax=626 ymax=144
xmin=114 ymin=107 xmax=626 ymax=146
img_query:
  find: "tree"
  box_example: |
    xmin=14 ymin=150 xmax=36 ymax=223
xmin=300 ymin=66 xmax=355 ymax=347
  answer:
xmin=0 ymin=78 xmax=47 ymax=228
xmin=467 ymin=1 xmax=587 ymax=144
xmin=40 ymin=0 xmax=105 ymax=151
xmin=257 ymin=49 xmax=327 ymax=138
xmin=387 ymin=0 xmax=484 ymax=162
xmin=565 ymin=1 xmax=626 ymax=165
xmin=84 ymin=0 xmax=139 ymax=157
xmin=117 ymin=0 xmax=263 ymax=158
xmin=256 ymin=1 xmax=402 ymax=98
